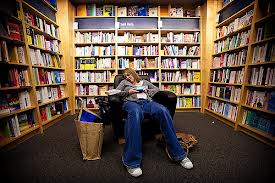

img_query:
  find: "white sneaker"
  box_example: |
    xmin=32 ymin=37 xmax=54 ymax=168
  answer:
xmin=180 ymin=157 xmax=193 ymax=169
xmin=126 ymin=167 xmax=142 ymax=177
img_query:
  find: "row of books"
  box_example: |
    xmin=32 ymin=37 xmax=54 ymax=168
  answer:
xmin=0 ymin=112 xmax=35 ymax=140
xmin=75 ymin=97 xmax=98 ymax=109
xmin=0 ymin=19 xmax=21 ymax=40
xmin=75 ymin=84 xmax=111 ymax=96
xmin=208 ymin=99 xmax=238 ymax=121
xmin=24 ymin=12 xmax=58 ymax=38
xmin=242 ymin=110 xmax=275 ymax=136
xmin=0 ymin=91 xmax=31 ymax=115
xmin=0 ymin=41 xmax=26 ymax=64
xmin=75 ymin=45 xmax=115 ymax=57
xmin=117 ymin=6 xmax=158 ymax=17
xmin=161 ymin=71 xmax=200 ymax=82
xmin=162 ymin=58 xmax=200 ymax=69
xmin=168 ymin=6 xmax=200 ymax=17
xmin=32 ymin=68 xmax=65 ymax=85
xmin=176 ymin=97 xmax=201 ymax=108
xmin=252 ymin=42 xmax=275 ymax=64
xmin=246 ymin=90 xmax=275 ymax=112
xmin=163 ymin=32 xmax=200 ymax=43
xmin=117 ymin=32 xmax=158 ymax=43
xmin=0 ymin=68 xmax=30 ymax=88
xmin=118 ymin=57 xmax=158 ymax=70
xmin=75 ymin=71 xmax=115 ymax=83
xmin=209 ymin=85 xmax=241 ymax=103
xmin=216 ymin=9 xmax=253 ymax=39
xmin=248 ymin=66 xmax=275 ymax=86
xmin=163 ymin=45 xmax=200 ymax=56
xmin=212 ymin=49 xmax=247 ymax=68
xmin=75 ymin=32 xmax=115 ymax=43
xmin=29 ymin=48 xmax=61 ymax=68
xmin=117 ymin=45 xmax=159 ymax=56
xmin=135 ymin=71 xmax=158 ymax=82
xmin=75 ymin=58 xmax=115 ymax=70
xmin=162 ymin=84 xmax=200 ymax=95
xmin=26 ymin=28 xmax=59 ymax=53
xmin=210 ymin=68 xmax=244 ymax=84
xmin=214 ymin=31 xmax=250 ymax=54
xmin=36 ymin=86 xmax=65 ymax=104
xmin=76 ymin=4 xmax=116 ymax=16
xmin=40 ymin=100 xmax=68 ymax=122
xmin=255 ymin=23 xmax=274 ymax=42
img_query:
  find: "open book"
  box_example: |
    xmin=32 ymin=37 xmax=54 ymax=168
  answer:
xmin=105 ymin=89 xmax=121 ymax=95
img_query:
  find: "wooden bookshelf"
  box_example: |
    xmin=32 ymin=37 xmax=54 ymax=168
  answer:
xmin=206 ymin=0 xmax=275 ymax=147
xmin=0 ymin=0 xmax=70 ymax=149
xmin=71 ymin=4 xmax=203 ymax=112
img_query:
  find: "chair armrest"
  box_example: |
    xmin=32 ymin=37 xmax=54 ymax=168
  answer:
xmin=152 ymin=91 xmax=177 ymax=118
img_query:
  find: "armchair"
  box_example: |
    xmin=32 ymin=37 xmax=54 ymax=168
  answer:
xmin=108 ymin=74 xmax=177 ymax=143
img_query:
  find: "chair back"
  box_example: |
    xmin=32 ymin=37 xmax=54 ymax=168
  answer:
xmin=114 ymin=74 xmax=150 ymax=88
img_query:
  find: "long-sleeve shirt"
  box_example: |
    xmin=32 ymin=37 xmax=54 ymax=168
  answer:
xmin=115 ymin=79 xmax=160 ymax=101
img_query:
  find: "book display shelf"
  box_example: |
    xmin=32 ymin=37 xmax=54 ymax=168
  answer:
xmin=73 ymin=4 xmax=202 ymax=112
xmin=205 ymin=0 xmax=275 ymax=147
xmin=0 ymin=0 xmax=70 ymax=149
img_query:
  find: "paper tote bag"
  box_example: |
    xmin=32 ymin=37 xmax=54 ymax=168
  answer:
xmin=75 ymin=120 xmax=104 ymax=160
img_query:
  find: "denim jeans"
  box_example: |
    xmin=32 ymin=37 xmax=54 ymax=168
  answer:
xmin=122 ymin=99 xmax=185 ymax=168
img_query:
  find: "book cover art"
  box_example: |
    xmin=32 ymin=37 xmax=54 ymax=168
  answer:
xmin=103 ymin=5 xmax=114 ymax=16
xmin=148 ymin=7 xmax=158 ymax=16
xmin=76 ymin=4 xmax=87 ymax=16
xmin=96 ymin=7 xmax=103 ymax=16
xmin=128 ymin=6 xmax=138 ymax=16
xmin=118 ymin=7 xmax=127 ymax=16
xmin=138 ymin=5 xmax=147 ymax=16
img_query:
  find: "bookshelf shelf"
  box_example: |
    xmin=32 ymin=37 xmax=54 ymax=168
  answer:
xmin=22 ymin=1 xmax=59 ymax=27
xmin=241 ymin=105 xmax=275 ymax=115
xmin=207 ymin=95 xmax=239 ymax=105
xmin=205 ymin=108 xmax=236 ymax=123
xmin=216 ymin=2 xmax=254 ymax=27
xmin=0 ymin=125 xmax=40 ymax=147
xmin=74 ymin=29 xmax=115 ymax=32
xmin=41 ymin=0 xmax=57 ymax=12
xmin=217 ymin=0 xmax=236 ymax=13
xmin=0 ymin=35 xmax=25 ymax=45
xmin=75 ymin=16 xmax=115 ymax=18
xmin=42 ymin=110 xmax=71 ymax=125
xmin=0 ymin=62 xmax=30 ymax=67
xmin=0 ymin=106 xmax=36 ymax=120
xmin=35 ymin=83 xmax=67 ymax=87
xmin=251 ymin=36 xmax=275 ymax=46
xmin=210 ymin=65 xmax=246 ymax=70
xmin=244 ymin=85 xmax=275 ymax=89
xmin=254 ymin=13 xmax=275 ymax=24
xmin=212 ymin=45 xmax=248 ymax=56
xmin=209 ymin=82 xmax=242 ymax=86
xmin=238 ymin=124 xmax=275 ymax=141
xmin=25 ymin=23 xmax=60 ymax=41
xmin=38 ymin=97 xmax=69 ymax=107
xmin=214 ymin=24 xmax=252 ymax=42
xmin=10 ymin=15 xmax=22 ymax=22
xmin=74 ymin=42 xmax=115 ymax=46
xmin=0 ymin=86 xmax=32 ymax=91
xmin=247 ymin=61 xmax=275 ymax=66
xmin=32 ymin=65 xmax=65 ymax=70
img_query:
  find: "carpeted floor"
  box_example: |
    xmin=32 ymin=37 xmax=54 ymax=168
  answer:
xmin=0 ymin=112 xmax=274 ymax=183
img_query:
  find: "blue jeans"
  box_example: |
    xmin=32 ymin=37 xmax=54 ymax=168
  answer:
xmin=122 ymin=99 xmax=186 ymax=168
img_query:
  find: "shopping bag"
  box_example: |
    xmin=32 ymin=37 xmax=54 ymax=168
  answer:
xmin=75 ymin=107 xmax=104 ymax=160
